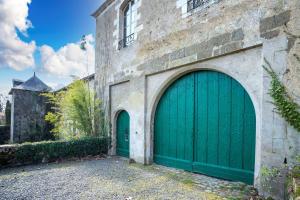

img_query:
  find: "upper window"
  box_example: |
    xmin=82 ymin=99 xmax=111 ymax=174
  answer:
xmin=187 ymin=0 xmax=217 ymax=12
xmin=119 ymin=0 xmax=137 ymax=49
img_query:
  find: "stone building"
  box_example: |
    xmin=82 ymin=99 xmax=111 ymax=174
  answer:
xmin=93 ymin=0 xmax=300 ymax=198
xmin=9 ymin=73 xmax=52 ymax=143
xmin=82 ymin=73 xmax=95 ymax=90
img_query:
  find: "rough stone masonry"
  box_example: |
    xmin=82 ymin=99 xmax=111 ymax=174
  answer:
xmin=93 ymin=0 xmax=300 ymax=199
xmin=9 ymin=74 xmax=52 ymax=143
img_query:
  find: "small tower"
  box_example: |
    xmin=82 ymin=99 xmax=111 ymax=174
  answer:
xmin=9 ymin=73 xmax=52 ymax=143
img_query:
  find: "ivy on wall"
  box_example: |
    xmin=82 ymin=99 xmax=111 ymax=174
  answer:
xmin=263 ymin=58 xmax=300 ymax=133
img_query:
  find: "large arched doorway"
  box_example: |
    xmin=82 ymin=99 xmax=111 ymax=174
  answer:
xmin=116 ymin=110 xmax=130 ymax=157
xmin=154 ymin=70 xmax=256 ymax=184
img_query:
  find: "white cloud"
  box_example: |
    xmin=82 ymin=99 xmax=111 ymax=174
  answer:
xmin=47 ymin=82 xmax=69 ymax=91
xmin=0 ymin=0 xmax=95 ymax=78
xmin=40 ymin=34 xmax=95 ymax=78
xmin=0 ymin=0 xmax=36 ymax=70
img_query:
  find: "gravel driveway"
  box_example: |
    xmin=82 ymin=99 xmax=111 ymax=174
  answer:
xmin=0 ymin=157 xmax=257 ymax=200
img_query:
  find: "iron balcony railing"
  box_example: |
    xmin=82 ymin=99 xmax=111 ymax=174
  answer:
xmin=118 ymin=33 xmax=135 ymax=50
xmin=187 ymin=0 xmax=217 ymax=12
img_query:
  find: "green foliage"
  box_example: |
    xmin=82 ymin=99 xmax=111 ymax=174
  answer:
xmin=15 ymin=137 xmax=109 ymax=164
xmin=286 ymin=157 xmax=300 ymax=198
xmin=291 ymin=156 xmax=300 ymax=179
xmin=44 ymin=80 xmax=104 ymax=139
xmin=5 ymin=100 xmax=11 ymax=125
xmin=296 ymin=155 xmax=300 ymax=163
xmin=0 ymin=93 xmax=7 ymax=113
xmin=263 ymin=58 xmax=300 ymax=133
xmin=261 ymin=166 xmax=280 ymax=178
xmin=97 ymin=109 xmax=110 ymax=138
xmin=260 ymin=166 xmax=281 ymax=193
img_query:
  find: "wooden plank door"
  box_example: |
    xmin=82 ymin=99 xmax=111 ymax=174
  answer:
xmin=154 ymin=73 xmax=194 ymax=171
xmin=116 ymin=110 xmax=130 ymax=157
xmin=193 ymin=71 xmax=256 ymax=184
xmin=154 ymin=71 xmax=256 ymax=184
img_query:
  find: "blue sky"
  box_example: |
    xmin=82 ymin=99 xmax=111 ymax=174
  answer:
xmin=0 ymin=0 xmax=104 ymax=97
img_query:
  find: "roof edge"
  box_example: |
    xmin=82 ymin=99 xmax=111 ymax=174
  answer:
xmin=82 ymin=73 xmax=95 ymax=81
xmin=9 ymin=88 xmax=52 ymax=95
xmin=12 ymin=79 xmax=24 ymax=82
xmin=55 ymin=73 xmax=95 ymax=92
xmin=92 ymin=0 xmax=115 ymax=18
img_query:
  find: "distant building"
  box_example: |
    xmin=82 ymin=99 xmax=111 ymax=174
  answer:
xmin=9 ymin=73 xmax=52 ymax=143
xmin=82 ymin=73 xmax=95 ymax=90
xmin=56 ymin=73 xmax=95 ymax=92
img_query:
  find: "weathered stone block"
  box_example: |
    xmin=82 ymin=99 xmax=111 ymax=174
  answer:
xmin=150 ymin=54 xmax=170 ymax=70
xmin=231 ymin=28 xmax=244 ymax=41
xmin=169 ymin=54 xmax=198 ymax=68
xmin=169 ymin=48 xmax=185 ymax=61
xmin=219 ymin=41 xmax=244 ymax=55
xmin=185 ymin=40 xmax=214 ymax=60
xmin=260 ymin=11 xmax=291 ymax=34
xmin=261 ymin=29 xmax=280 ymax=39
xmin=209 ymin=32 xmax=231 ymax=47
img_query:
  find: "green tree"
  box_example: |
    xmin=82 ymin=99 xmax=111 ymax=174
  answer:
xmin=44 ymin=80 xmax=103 ymax=139
xmin=0 ymin=93 xmax=6 ymax=112
xmin=5 ymin=100 xmax=11 ymax=125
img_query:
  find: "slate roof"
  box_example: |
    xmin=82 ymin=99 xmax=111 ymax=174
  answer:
xmin=12 ymin=79 xmax=24 ymax=87
xmin=9 ymin=73 xmax=52 ymax=94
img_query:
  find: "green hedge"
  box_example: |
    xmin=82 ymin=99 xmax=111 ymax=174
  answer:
xmin=15 ymin=137 xmax=109 ymax=164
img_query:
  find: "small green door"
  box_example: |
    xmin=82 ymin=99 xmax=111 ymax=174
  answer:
xmin=116 ymin=110 xmax=130 ymax=157
xmin=154 ymin=71 xmax=256 ymax=184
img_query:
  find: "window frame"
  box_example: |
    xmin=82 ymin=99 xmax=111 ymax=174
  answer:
xmin=119 ymin=0 xmax=136 ymax=49
xmin=187 ymin=0 xmax=218 ymax=12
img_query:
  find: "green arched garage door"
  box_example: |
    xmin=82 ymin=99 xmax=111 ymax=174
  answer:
xmin=154 ymin=71 xmax=256 ymax=184
xmin=116 ymin=110 xmax=130 ymax=157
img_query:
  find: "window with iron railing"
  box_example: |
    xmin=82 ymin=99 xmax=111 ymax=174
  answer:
xmin=118 ymin=33 xmax=135 ymax=50
xmin=119 ymin=0 xmax=136 ymax=50
xmin=187 ymin=0 xmax=217 ymax=12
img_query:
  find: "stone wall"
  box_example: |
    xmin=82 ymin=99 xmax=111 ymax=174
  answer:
xmin=94 ymin=0 xmax=300 ymax=199
xmin=11 ymin=90 xmax=52 ymax=143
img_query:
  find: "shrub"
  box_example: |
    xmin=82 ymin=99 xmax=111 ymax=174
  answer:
xmin=14 ymin=137 xmax=109 ymax=164
xmin=43 ymin=80 xmax=104 ymax=139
